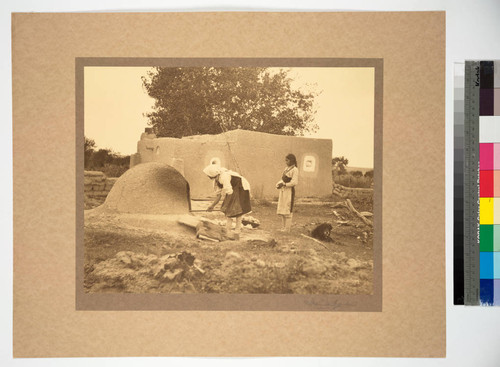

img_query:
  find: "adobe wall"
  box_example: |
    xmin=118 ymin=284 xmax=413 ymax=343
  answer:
xmin=135 ymin=134 xmax=233 ymax=198
xmin=227 ymin=131 xmax=332 ymax=200
xmin=132 ymin=130 xmax=332 ymax=199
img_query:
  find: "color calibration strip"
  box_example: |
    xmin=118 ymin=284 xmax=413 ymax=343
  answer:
xmin=459 ymin=61 xmax=500 ymax=306
xmin=454 ymin=63 xmax=465 ymax=305
xmin=478 ymin=61 xmax=500 ymax=305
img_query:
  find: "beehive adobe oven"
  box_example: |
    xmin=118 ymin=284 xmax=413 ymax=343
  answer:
xmin=102 ymin=162 xmax=190 ymax=215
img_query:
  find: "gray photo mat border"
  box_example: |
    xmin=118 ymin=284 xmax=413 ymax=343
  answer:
xmin=75 ymin=57 xmax=383 ymax=311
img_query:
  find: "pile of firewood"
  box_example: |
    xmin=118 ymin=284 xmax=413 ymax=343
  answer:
xmin=331 ymin=199 xmax=373 ymax=227
xmin=332 ymin=183 xmax=349 ymax=198
xmin=332 ymin=183 xmax=373 ymax=198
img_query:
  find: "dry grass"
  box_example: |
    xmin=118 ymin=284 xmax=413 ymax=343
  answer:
xmin=84 ymin=197 xmax=374 ymax=294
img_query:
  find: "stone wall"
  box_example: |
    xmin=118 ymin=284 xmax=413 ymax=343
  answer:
xmin=84 ymin=171 xmax=117 ymax=200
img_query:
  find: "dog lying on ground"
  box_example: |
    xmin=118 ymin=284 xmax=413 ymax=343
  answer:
xmin=311 ymin=222 xmax=333 ymax=242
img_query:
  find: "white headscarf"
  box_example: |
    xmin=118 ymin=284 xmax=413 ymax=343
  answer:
xmin=203 ymin=164 xmax=222 ymax=178
xmin=203 ymin=163 xmax=251 ymax=191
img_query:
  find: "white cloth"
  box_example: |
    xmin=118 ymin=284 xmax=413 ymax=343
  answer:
xmin=203 ymin=164 xmax=222 ymax=178
xmin=276 ymin=166 xmax=298 ymax=188
xmin=276 ymin=166 xmax=298 ymax=216
xmin=203 ymin=164 xmax=251 ymax=195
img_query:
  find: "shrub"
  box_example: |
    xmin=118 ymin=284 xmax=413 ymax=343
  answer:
xmin=101 ymin=163 xmax=129 ymax=178
xmin=334 ymin=173 xmax=372 ymax=188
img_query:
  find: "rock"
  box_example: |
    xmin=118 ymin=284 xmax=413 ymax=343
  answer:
xmin=302 ymin=261 xmax=327 ymax=276
xmin=251 ymin=255 xmax=258 ymax=262
xmin=194 ymin=259 xmax=203 ymax=267
xmin=348 ymin=279 xmax=361 ymax=287
xmin=225 ymin=251 xmax=244 ymax=263
xmin=184 ymin=283 xmax=196 ymax=293
xmin=176 ymin=251 xmax=196 ymax=266
xmin=347 ymin=259 xmax=362 ymax=269
xmin=267 ymin=239 xmax=278 ymax=248
xmin=152 ymin=264 xmax=165 ymax=278
xmin=242 ymin=215 xmax=260 ymax=228
xmin=92 ymin=183 xmax=106 ymax=191
xmin=308 ymin=249 xmax=317 ymax=256
xmin=163 ymin=268 xmax=183 ymax=280
xmin=85 ymin=171 xmax=106 ymax=177
xmin=159 ymin=257 xmax=178 ymax=269
xmin=116 ymin=251 xmax=132 ymax=265
xmin=273 ymin=262 xmax=286 ymax=268
xmin=241 ymin=264 xmax=254 ymax=272
xmin=94 ymin=191 xmax=109 ymax=197
xmin=255 ymin=260 xmax=266 ymax=268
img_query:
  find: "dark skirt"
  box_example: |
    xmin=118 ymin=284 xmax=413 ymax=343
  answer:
xmin=220 ymin=176 xmax=251 ymax=217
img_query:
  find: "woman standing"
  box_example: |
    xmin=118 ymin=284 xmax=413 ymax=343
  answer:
xmin=276 ymin=154 xmax=299 ymax=232
xmin=203 ymin=163 xmax=251 ymax=240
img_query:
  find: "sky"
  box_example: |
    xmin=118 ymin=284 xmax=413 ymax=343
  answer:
xmin=84 ymin=66 xmax=374 ymax=168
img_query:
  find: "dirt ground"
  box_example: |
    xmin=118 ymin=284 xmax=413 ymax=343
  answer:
xmin=84 ymin=193 xmax=374 ymax=295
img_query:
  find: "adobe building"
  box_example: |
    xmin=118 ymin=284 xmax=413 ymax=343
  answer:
xmin=130 ymin=129 xmax=333 ymax=199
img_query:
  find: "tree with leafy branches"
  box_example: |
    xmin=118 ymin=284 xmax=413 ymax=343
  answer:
xmin=142 ymin=67 xmax=319 ymax=138
xmin=84 ymin=137 xmax=96 ymax=169
xmin=332 ymin=156 xmax=349 ymax=175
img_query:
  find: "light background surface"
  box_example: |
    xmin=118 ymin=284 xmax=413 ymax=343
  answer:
xmin=15 ymin=12 xmax=428 ymax=357
xmin=2 ymin=1 xmax=500 ymax=367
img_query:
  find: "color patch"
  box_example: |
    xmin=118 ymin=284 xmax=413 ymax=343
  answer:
xmin=494 ymin=144 xmax=500 ymax=169
xmin=480 ymin=170 xmax=494 ymax=197
xmin=480 ymin=279 xmax=494 ymax=305
xmin=494 ymin=198 xmax=500 ymax=223
xmin=481 ymin=61 xmax=494 ymax=88
xmin=480 ymin=225 xmax=494 ymax=251
xmin=495 ymin=253 xmax=500 ymax=279
xmin=479 ymin=116 xmax=500 ymax=143
xmin=480 ymin=252 xmax=494 ymax=279
xmin=480 ymin=198 xmax=494 ymax=224
xmin=495 ymin=61 xmax=500 ymax=88
xmin=494 ymin=171 xmax=500 ymax=196
xmin=494 ymin=225 xmax=500 ymax=252
xmin=480 ymin=89 xmax=494 ymax=116
xmin=494 ymin=280 xmax=500 ymax=305
xmin=495 ymin=90 xmax=500 ymax=116
xmin=480 ymin=143 xmax=494 ymax=170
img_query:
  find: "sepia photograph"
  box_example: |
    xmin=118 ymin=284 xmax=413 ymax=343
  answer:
xmin=78 ymin=58 xmax=381 ymax=310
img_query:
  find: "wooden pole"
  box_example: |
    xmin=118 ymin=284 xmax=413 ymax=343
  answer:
xmin=345 ymin=199 xmax=373 ymax=227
